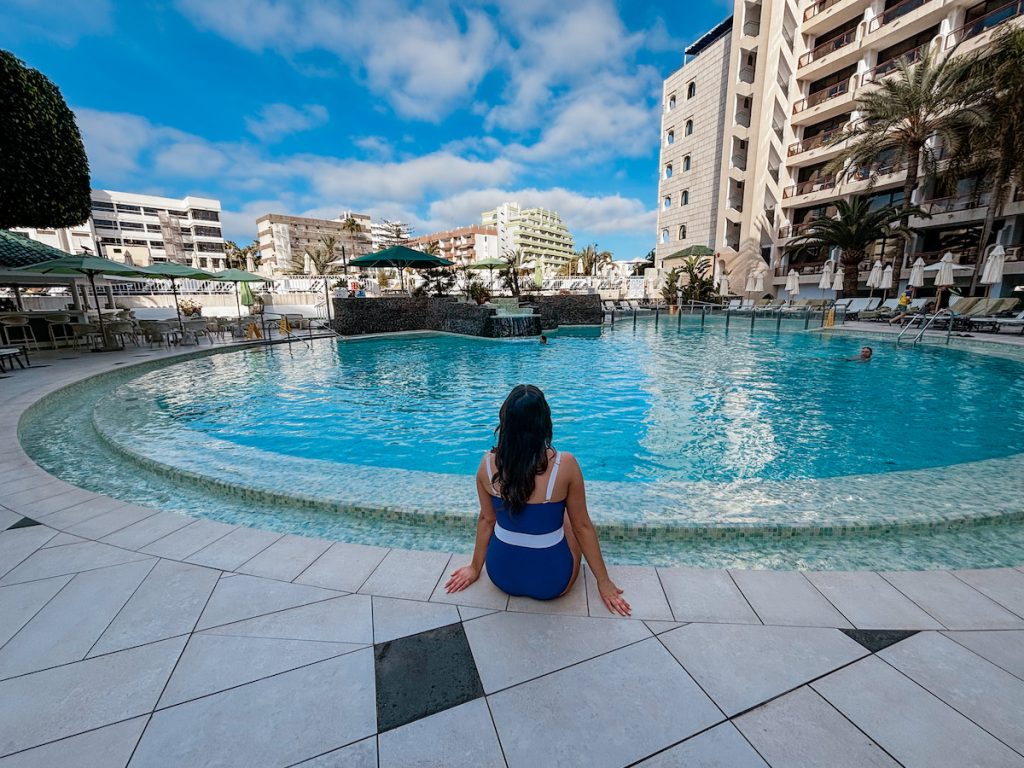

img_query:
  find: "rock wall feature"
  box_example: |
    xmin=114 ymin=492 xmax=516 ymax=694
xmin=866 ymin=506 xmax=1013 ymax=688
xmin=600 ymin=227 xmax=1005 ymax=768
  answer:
xmin=526 ymin=294 xmax=604 ymax=329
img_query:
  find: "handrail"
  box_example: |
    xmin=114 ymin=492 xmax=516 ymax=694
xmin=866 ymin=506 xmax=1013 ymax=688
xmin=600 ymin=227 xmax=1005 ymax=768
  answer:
xmin=869 ymin=0 xmax=928 ymax=32
xmin=805 ymin=0 xmax=844 ymax=22
xmin=861 ymin=43 xmax=926 ymax=84
xmin=897 ymin=309 xmax=949 ymax=345
xmin=946 ymin=0 xmax=1024 ymax=48
xmin=793 ymin=80 xmax=851 ymax=114
xmin=799 ymin=28 xmax=858 ymax=67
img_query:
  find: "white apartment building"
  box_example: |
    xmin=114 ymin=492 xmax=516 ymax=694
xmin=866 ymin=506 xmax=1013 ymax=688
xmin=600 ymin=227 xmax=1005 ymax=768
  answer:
xmin=12 ymin=221 xmax=97 ymax=257
xmin=256 ymin=211 xmax=372 ymax=274
xmin=90 ymin=190 xmax=226 ymax=270
xmin=658 ymin=0 xmax=1024 ymax=295
xmin=408 ymin=226 xmax=499 ymax=265
xmin=481 ymin=202 xmax=575 ymax=271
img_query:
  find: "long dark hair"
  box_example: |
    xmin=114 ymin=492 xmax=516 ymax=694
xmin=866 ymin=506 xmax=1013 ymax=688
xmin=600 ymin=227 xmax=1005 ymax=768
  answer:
xmin=492 ymin=384 xmax=553 ymax=513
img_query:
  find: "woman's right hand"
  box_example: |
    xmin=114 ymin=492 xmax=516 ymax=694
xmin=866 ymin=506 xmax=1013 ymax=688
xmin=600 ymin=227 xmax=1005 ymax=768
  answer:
xmin=445 ymin=565 xmax=480 ymax=593
xmin=598 ymin=579 xmax=631 ymax=616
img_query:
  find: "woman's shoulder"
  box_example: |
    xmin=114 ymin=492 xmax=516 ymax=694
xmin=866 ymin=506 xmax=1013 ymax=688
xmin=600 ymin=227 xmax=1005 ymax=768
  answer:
xmin=555 ymin=450 xmax=581 ymax=472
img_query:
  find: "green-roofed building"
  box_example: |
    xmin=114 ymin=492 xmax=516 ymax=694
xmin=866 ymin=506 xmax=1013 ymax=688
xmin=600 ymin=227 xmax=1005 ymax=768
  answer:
xmin=0 ymin=230 xmax=70 ymax=269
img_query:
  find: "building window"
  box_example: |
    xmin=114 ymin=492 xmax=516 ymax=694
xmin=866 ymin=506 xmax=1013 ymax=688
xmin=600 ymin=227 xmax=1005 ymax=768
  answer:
xmin=678 ymin=225 xmax=687 ymax=240
xmin=661 ymin=229 xmax=669 ymax=244
xmin=665 ymin=164 xmax=673 ymax=179
xmin=667 ymin=94 xmax=676 ymax=110
xmin=683 ymin=155 xmax=691 ymax=171
xmin=115 ymin=204 xmax=141 ymax=214
xmin=663 ymin=196 xmax=671 ymax=209
xmin=666 ymin=129 xmax=675 ymax=145
xmin=682 ymin=190 xmax=690 ymax=205
xmin=91 ymin=201 xmax=115 ymax=212
xmin=687 ymin=82 xmax=696 ymax=99
xmin=685 ymin=120 xmax=694 ymax=136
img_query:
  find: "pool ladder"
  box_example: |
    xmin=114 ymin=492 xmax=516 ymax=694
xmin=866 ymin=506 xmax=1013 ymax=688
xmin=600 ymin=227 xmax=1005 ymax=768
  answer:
xmin=896 ymin=309 xmax=953 ymax=346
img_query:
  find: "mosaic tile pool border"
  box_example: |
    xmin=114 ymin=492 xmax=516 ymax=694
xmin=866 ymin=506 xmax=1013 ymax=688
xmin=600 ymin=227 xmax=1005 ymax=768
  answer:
xmin=17 ymin=334 xmax=1024 ymax=544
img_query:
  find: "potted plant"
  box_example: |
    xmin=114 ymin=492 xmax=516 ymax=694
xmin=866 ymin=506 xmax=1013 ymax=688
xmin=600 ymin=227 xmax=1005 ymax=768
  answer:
xmin=178 ymin=298 xmax=203 ymax=317
xmin=661 ymin=268 xmax=681 ymax=312
xmin=469 ymin=281 xmax=491 ymax=305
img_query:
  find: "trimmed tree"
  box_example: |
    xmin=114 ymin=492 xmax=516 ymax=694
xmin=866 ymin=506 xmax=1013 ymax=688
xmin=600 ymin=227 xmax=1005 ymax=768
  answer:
xmin=0 ymin=50 xmax=91 ymax=229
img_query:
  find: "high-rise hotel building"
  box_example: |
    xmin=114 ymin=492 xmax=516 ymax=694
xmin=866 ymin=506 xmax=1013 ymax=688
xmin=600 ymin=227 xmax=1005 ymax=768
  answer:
xmin=657 ymin=0 xmax=1024 ymax=293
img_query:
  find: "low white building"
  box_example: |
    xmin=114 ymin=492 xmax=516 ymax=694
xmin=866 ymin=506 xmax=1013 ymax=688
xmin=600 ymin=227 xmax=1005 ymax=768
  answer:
xmin=408 ymin=226 xmax=498 ymax=266
xmin=11 ymin=221 xmax=97 ymax=256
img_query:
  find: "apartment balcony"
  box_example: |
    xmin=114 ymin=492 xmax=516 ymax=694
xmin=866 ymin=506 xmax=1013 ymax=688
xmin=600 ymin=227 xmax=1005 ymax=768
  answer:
xmin=865 ymin=0 xmax=948 ymax=43
xmin=797 ymin=28 xmax=862 ymax=77
xmin=782 ymin=176 xmax=838 ymax=201
xmin=945 ymin=0 xmax=1024 ymax=54
xmin=861 ymin=43 xmax=927 ymax=85
xmin=728 ymin=196 xmax=745 ymax=213
xmin=777 ymin=221 xmax=817 ymax=239
xmin=739 ymin=65 xmax=757 ymax=84
xmin=842 ymin=162 xmax=908 ymax=194
xmin=732 ymin=153 xmax=748 ymax=172
xmin=802 ymin=0 xmax=865 ymax=34
xmin=774 ymin=260 xmax=833 ymax=277
xmin=910 ymin=193 xmax=992 ymax=227
xmin=791 ymin=78 xmax=857 ymax=125
xmin=787 ymin=125 xmax=848 ymax=164
xmin=742 ymin=20 xmax=762 ymax=36
xmin=735 ymin=110 xmax=752 ymax=128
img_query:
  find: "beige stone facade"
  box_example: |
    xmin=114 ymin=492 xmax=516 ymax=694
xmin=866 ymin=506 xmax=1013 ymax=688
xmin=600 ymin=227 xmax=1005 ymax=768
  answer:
xmin=408 ymin=226 xmax=499 ymax=266
xmin=256 ymin=211 xmax=372 ymax=274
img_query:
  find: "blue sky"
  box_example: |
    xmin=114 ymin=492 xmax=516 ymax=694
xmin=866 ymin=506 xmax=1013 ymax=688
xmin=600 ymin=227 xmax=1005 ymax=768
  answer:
xmin=2 ymin=0 xmax=731 ymax=258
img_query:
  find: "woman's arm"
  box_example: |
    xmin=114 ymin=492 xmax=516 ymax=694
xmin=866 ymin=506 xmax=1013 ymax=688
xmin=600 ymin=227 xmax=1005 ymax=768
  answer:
xmin=564 ymin=455 xmax=631 ymax=616
xmin=445 ymin=458 xmax=496 ymax=593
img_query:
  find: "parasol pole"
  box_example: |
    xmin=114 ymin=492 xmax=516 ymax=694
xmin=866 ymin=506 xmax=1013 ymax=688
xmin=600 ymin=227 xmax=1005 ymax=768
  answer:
xmin=87 ymin=271 xmax=110 ymax=350
xmin=234 ymin=281 xmax=241 ymax=320
xmin=171 ymin=277 xmax=184 ymax=334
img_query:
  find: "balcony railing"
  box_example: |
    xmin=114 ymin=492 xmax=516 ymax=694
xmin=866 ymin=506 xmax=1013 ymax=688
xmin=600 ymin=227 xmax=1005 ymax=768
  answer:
xmin=910 ymin=246 xmax=1021 ymax=266
xmin=743 ymin=20 xmax=762 ymax=36
xmin=736 ymin=110 xmax=752 ymax=127
xmin=778 ymin=221 xmax=816 ymax=238
xmin=788 ymin=125 xmax=844 ymax=155
xmin=862 ymin=43 xmax=926 ymax=84
xmin=739 ymin=65 xmax=757 ymax=83
xmin=775 ymin=261 xmax=831 ymax=276
xmin=869 ymin=0 xmax=928 ymax=32
xmin=804 ymin=0 xmax=844 ymax=22
xmin=919 ymin=192 xmax=992 ymax=214
xmin=732 ymin=154 xmax=748 ymax=171
xmin=799 ymin=28 xmax=858 ymax=67
xmin=846 ymin=161 xmax=908 ymax=182
xmin=945 ymin=0 xmax=1024 ymax=48
xmin=793 ymin=80 xmax=850 ymax=113
xmin=782 ymin=177 xmax=837 ymax=198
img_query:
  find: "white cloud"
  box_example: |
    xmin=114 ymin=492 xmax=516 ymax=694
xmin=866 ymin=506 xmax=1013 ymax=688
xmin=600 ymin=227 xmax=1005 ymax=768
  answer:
xmin=245 ymin=103 xmax=329 ymax=142
xmin=5 ymin=0 xmax=113 ymax=46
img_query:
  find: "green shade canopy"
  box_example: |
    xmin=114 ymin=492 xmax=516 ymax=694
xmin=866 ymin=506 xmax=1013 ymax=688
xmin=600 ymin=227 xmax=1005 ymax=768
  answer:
xmin=135 ymin=262 xmax=218 ymax=280
xmin=0 ymin=230 xmax=74 ymax=269
xmin=210 ymin=268 xmax=270 ymax=283
xmin=240 ymin=281 xmax=256 ymax=307
xmin=348 ymin=245 xmax=454 ymax=269
xmin=466 ymin=257 xmax=508 ymax=270
xmin=669 ymin=245 xmax=715 ymax=259
xmin=17 ymin=253 xmax=150 ymax=277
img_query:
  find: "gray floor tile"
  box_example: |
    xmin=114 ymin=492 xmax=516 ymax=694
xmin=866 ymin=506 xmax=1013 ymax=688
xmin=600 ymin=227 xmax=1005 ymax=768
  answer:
xmin=235 ymin=533 xmax=331 ymax=581
xmin=99 ymin=512 xmax=192 ymax=550
xmin=953 ymin=568 xmax=1024 ymax=618
xmin=359 ymin=549 xmax=452 ymax=601
xmin=465 ymin=610 xmax=650 ymax=693
xmin=63 ymin=505 xmax=156 ymax=540
xmin=805 ymin=571 xmax=944 ymax=630
xmin=657 ymin=567 xmax=761 ymax=624
xmin=32 ymin=497 xmax=124 ymax=532
xmin=196 ymin=573 xmax=341 ymax=630
xmin=881 ymin=570 xmax=1024 ymax=629
xmin=458 ymin=605 xmax=498 ymax=621
xmin=372 ymin=595 xmax=460 ymax=643
xmin=645 ymin=620 xmax=686 ymax=634
xmin=41 ymin=532 xmax=86 ymax=548
xmin=585 ymin=565 xmax=673 ymax=621
xmin=730 ymin=570 xmax=852 ymax=628
xmin=203 ymin=593 xmax=373 ymax=645
xmin=140 ymin=519 xmax=235 ymax=560
xmin=379 ymin=699 xmax=505 ymax=768
xmin=735 ymin=686 xmax=898 ymax=768
xmin=129 ymin=650 xmax=376 ymax=768
xmin=160 ymin=633 xmax=364 ymax=707
xmin=90 ymin=559 xmax=221 ymax=656
xmin=294 ymin=737 xmax=377 ymax=767
xmin=295 ymin=541 xmax=390 ymax=592
xmin=184 ymin=526 xmax=282 ymax=571
xmin=0 ymin=716 xmax=147 ymax=768
xmin=0 ymin=575 xmax=71 ymax=648
xmin=0 ymin=527 xmax=57 ymax=579
xmin=15 ymin=488 xmax=101 ymax=518
xmin=636 ymin=722 xmax=769 ymax=767
xmin=880 ymin=631 xmax=1024 ymax=754
xmin=659 ymin=623 xmax=867 ymax=716
xmin=507 ymin=570 xmax=588 ymax=616
xmin=812 ymin=655 xmax=1024 ymax=768
xmin=0 ymin=540 xmax=150 ymax=586
xmin=488 ymin=638 xmax=722 ymax=768
xmin=0 ymin=510 xmax=21 ymax=531
xmin=0 ymin=559 xmax=156 ymax=679
xmin=944 ymin=630 xmax=1024 ymax=679
xmin=430 ymin=561 xmax=509 ymax=610
xmin=0 ymin=635 xmax=186 ymax=757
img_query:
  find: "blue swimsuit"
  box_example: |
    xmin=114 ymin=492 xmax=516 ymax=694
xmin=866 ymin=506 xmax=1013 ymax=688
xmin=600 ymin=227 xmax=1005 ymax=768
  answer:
xmin=484 ymin=451 xmax=575 ymax=601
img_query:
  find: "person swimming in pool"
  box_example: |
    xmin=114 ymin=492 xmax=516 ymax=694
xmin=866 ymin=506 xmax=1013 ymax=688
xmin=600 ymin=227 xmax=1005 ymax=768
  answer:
xmin=844 ymin=346 xmax=873 ymax=361
xmin=445 ymin=384 xmax=630 ymax=615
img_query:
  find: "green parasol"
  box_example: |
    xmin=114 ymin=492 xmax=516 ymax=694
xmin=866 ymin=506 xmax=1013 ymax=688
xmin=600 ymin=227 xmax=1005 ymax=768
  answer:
xmin=135 ymin=263 xmax=217 ymax=335
xmin=468 ymin=256 xmax=507 ymax=290
xmin=348 ymin=246 xmax=454 ymax=291
xmin=210 ymin=268 xmax=269 ymax=320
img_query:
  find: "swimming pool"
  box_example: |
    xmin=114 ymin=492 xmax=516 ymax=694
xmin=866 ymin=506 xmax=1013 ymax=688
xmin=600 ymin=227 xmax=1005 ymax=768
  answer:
xmin=20 ymin=319 xmax=1024 ymax=570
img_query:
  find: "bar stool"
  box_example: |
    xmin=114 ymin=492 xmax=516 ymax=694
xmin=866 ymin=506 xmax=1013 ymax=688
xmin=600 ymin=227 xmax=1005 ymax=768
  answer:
xmin=44 ymin=314 xmax=74 ymax=348
xmin=0 ymin=316 xmax=39 ymax=351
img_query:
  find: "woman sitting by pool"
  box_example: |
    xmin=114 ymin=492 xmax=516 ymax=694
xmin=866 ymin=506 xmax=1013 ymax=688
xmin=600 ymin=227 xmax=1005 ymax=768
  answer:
xmin=445 ymin=384 xmax=630 ymax=616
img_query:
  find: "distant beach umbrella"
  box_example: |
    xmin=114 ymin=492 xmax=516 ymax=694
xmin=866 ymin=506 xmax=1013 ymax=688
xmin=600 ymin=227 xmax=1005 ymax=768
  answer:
xmin=818 ymin=261 xmax=835 ymax=290
xmin=785 ymin=269 xmax=800 ymax=297
xmin=909 ymin=257 xmax=926 ymax=288
xmin=981 ymin=245 xmax=1006 ymax=287
xmin=744 ymin=270 xmax=757 ymax=293
xmin=831 ymin=266 xmax=844 ymax=292
xmin=878 ymin=264 xmax=893 ymax=292
xmin=718 ymin=275 xmax=730 ymax=296
xmin=753 ymin=268 xmax=765 ymax=294
xmin=933 ymin=252 xmax=957 ymax=288
xmin=866 ymin=260 xmax=883 ymax=289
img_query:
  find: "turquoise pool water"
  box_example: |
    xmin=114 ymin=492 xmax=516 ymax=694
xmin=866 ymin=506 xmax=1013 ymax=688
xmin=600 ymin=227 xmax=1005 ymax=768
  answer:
xmin=19 ymin=318 xmax=1024 ymax=570
xmin=138 ymin=322 xmax=1024 ymax=482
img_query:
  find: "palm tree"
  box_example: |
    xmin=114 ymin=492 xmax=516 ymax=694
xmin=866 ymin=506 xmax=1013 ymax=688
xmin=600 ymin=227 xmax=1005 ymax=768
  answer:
xmin=953 ymin=27 xmax=1024 ymax=292
xmin=789 ymin=198 xmax=921 ymax=295
xmin=423 ymin=240 xmax=441 ymax=256
xmin=829 ymin=45 xmax=982 ymax=263
xmin=576 ymin=243 xmax=613 ymax=275
xmin=319 ymin=234 xmax=339 ymax=266
xmin=338 ymin=217 xmax=367 ymax=271
xmin=303 ymin=245 xmax=337 ymax=276
xmin=224 ymin=239 xmax=259 ymax=270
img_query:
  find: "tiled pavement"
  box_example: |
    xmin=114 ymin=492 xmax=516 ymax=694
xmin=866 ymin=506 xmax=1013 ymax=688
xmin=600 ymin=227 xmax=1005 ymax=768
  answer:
xmin=1 ymin=348 xmax=1023 ymax=766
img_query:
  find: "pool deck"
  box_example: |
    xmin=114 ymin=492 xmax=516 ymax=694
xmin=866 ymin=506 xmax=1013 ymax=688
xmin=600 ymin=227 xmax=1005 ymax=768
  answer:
xmin=1 ymin=340 xmax=1023 ymax=767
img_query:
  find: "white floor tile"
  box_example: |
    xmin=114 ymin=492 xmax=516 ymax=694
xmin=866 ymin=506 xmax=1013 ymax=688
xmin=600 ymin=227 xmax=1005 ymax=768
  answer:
xmin=657 ymin=567 xmax=761 ymax=624
xmin=805 ymin=571 xmax=943 ymax=630
xmin=379 ymin=699 xmax=505 ymax=768
xmin=585 ymin=565 xmax=672 ymax=621
xmin=730 ymin=570 xmax=852 ymax=628
xmin=881 ymin=570 xmax=1024 ymax=630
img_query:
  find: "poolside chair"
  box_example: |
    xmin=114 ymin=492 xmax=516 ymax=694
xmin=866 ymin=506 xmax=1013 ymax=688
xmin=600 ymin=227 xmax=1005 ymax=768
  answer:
xmin=994 ymin=311 xmax=1024 ymax=334
xmin=0 ymin=347 xmax=28 ymax=372
xmin=184 ymin=318 xmax=211 ymax=344
xmin=44 ymin=314 xmax=74 ymax=349
xmin=105 ymin=320 xmax=138 ymax=348
xmin=0 ymin=316 xmax=39 ymax=352
xmin=70 ymin=322 xmax=101 ymax=351
xmin=726 ymin=299 xmax=742 ymax=311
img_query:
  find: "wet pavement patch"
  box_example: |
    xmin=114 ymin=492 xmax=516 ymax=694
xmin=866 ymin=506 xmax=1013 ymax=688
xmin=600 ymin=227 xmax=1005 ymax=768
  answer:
xmin=840 ymin=629 xmax=919 ymax=653
xmin=374 ymin=622 xmax=483 ymax=732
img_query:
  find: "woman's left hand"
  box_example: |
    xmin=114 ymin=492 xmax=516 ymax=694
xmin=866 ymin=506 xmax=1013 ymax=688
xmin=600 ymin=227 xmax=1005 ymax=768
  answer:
xmin=445 ymin=565 xmax=479 ymax=593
